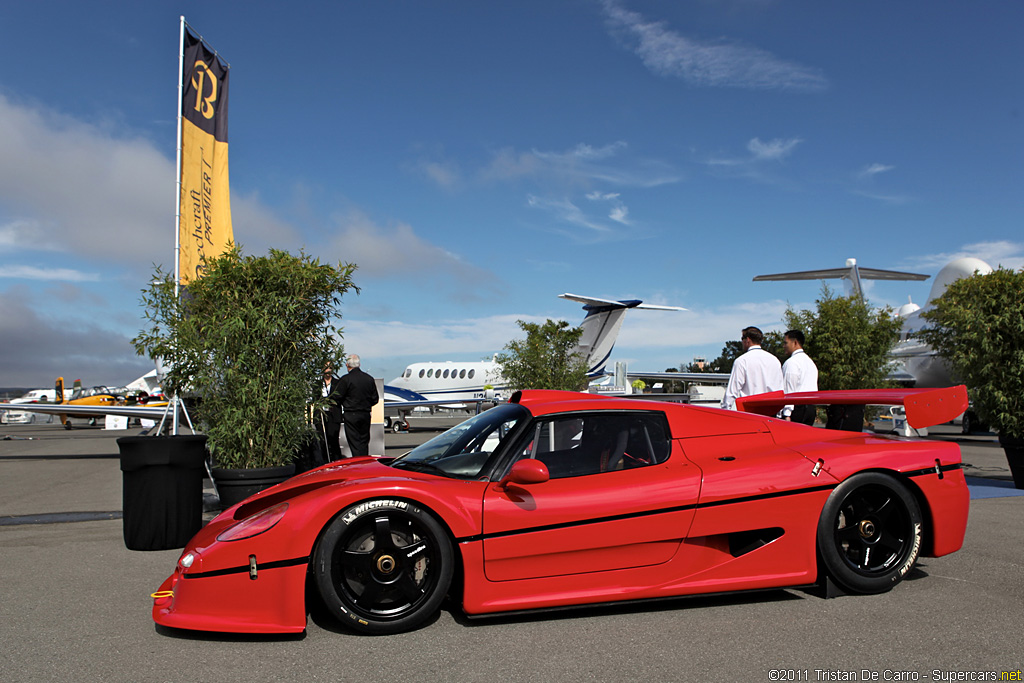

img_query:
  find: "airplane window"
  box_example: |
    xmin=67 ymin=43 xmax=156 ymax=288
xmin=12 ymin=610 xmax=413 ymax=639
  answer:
xmin=468 ymin=369 xmax=475 ymax=379
xmin=460 ymin=369 xmax=466 ymax=379
xmin=428 ymin=369 xmax=434 ymax=378
xmin=419 ymin=369 xmax=425 ymax=378
xmin=443 ymin=369 xmax=450 ymax=379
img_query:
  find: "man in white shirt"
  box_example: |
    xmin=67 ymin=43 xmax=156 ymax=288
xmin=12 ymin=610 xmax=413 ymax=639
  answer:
xmin=782 ymin=329 xmax=819 ymax=425
xmin=721 ymin=326 xmax=784 ymax=410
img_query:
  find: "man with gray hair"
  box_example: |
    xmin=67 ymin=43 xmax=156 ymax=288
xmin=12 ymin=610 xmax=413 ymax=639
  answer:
xmin=333 ymin=354 xmax=379 ymax=457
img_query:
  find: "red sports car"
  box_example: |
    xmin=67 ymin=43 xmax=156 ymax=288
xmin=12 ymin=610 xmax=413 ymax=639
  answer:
xmin=152 ymin=387 xmax=970 ymax=635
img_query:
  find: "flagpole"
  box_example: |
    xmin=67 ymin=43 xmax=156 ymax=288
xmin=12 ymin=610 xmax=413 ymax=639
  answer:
xmin=174 ymin=16 xmax=184 ymax=296
xmin=171 ymin=16 xmax=186 ymax=436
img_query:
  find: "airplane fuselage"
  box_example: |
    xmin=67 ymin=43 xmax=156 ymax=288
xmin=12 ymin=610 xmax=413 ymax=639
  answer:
xmin=387 ymin=360 xmax=507 ymax=403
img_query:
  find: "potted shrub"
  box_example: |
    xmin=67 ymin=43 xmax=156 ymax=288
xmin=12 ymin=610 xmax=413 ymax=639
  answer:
xmin=917 ymin=267 xmax=1024 ymax=488
xmin=133 ymin=246 xmax=357 ymax=507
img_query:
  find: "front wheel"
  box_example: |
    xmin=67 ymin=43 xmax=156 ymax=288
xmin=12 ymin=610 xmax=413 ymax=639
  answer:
xmin=314 ymin=499 xmax=453 ymax=634
xmin=817 ymin=473 xmax=922 ymax=594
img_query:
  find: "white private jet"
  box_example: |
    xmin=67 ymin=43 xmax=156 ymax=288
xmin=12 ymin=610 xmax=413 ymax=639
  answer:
xmin=888 ymin=257 xmax=992 ymax=388
xmin=385 ymin=293 xmax=686 ymax=404
xmin=753 ymin=256 xmax=994 ymax=389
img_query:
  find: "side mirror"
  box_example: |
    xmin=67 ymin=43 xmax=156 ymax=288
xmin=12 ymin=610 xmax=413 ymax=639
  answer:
xmin=498 ymin=459 xmax=550 ymax=489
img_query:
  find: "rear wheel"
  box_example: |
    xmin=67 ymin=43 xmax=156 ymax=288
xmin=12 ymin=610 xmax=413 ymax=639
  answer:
xmin=817 ymin=473 xmax=922 ymax=594
xmin=314 ymin=499 xmax=453 ymax=634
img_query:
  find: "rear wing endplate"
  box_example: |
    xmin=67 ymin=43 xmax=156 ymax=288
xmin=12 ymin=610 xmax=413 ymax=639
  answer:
xmin=735 ymin=385 xmax=968 ymax=430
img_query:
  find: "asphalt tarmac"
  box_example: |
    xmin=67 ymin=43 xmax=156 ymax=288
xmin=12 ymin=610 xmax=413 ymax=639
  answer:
xmin=1 ymin=421 xmax=1021 ymax=682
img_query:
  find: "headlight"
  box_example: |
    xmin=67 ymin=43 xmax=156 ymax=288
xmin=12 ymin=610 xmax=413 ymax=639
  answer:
xmin=216 ymin=502 xmax=289 ymax=542
xmin=179 ymin=552 xmax=195 ymax=568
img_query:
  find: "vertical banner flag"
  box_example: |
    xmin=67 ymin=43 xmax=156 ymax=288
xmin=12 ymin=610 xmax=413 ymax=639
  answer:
xmin=179 ymin=25 xmax=233 ymax=284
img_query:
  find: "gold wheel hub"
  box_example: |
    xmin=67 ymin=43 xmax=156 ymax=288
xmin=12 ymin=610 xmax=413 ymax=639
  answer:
xmin=376 ymin=555 xmax=397 ymax=574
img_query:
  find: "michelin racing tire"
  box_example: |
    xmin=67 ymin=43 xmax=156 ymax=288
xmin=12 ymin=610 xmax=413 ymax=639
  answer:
xmin=817 ymin=472 xmax=923 ymax=595
xmin=314 ymin=499 xmax=453 ymax=634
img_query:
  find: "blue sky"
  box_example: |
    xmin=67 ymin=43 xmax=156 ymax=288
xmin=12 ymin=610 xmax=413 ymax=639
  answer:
xmin=1 ymin=0 xmax=1022 ymax=388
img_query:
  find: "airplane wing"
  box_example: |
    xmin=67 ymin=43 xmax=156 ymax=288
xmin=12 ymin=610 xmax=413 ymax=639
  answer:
xmin=559 ymin=293 xmax=686 ymax=311
xmin=625 ymin=371 xmax=731 ymax=384
xmin=0 ymin=402 xmax=181 ymax=421
xmin=752 ymin=267 xmax=929 ymax=283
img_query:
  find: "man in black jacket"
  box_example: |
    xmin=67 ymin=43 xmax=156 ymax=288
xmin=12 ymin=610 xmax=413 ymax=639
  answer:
xmin=334 ymin=354 xmax=379 ymax=457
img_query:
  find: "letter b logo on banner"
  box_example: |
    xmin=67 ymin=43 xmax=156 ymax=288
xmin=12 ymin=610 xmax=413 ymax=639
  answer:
xmin=191 ymin=60 xmax=218 ymax=119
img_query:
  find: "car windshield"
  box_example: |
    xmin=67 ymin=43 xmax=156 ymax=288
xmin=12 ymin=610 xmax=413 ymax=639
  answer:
xmin=390 ymin=403 xmax=530 ymax=480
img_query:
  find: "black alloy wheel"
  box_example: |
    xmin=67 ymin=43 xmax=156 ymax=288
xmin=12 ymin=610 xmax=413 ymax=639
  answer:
xmin=314 ymin=499 xmax=453 ymax=634
xmin=817 ymin=472 xmax=923 ymax=594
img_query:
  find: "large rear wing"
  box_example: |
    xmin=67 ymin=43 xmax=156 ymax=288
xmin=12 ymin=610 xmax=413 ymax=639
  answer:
xmin=735 ymin=385 xmax=968 ymax=430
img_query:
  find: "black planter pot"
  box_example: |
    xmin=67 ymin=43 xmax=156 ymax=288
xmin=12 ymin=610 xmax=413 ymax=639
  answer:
xmin=117 ymin=434 xmax=208 ymax=551
xmin=998 ymin=434 xmax=1024 ymax=490
xmin=212 ymin=464 xmax=296 ymax=509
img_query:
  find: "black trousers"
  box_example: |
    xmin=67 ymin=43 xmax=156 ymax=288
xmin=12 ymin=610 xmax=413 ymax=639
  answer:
xmin=317 ymin=413 xmax=343 ymax=462
xmin=825 ymin=404 xmax=865 ymax=432
xmin=343 ymin=410 xmax=372 ymax=458
xmin=790 ymin=404 xmax=817 ymax=426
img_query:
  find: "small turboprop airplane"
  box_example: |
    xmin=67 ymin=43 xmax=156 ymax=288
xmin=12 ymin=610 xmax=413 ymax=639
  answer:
xmin=4 ymin=376 xmax=183 ymax=429
xmin=52 ymin=377 xmax=131 ymax=428
xmin=386 ymin=293 xmax=687 ymax=404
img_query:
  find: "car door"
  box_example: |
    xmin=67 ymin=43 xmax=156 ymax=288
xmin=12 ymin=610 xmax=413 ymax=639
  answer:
xmin=481 ymin=411 xmax=701 ymax=582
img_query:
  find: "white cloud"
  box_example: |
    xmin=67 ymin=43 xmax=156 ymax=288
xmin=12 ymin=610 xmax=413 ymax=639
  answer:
xmin=0 ymin=264 xmax=100 ymax=281
xmin=849 ymin=163 xmax=910 ymax=203
xmin=601 ymin=0 xmax=828 ymax=92
xmin=748 ymin=137 xmax=802 ymax=161
xmin=481 ymin=142 xmax=680 ymax=188
xmin=859 ymin=163 xmax=895 ymax=179
xmin=585 ymin=189 xmax=632 ymax=226
xmin=703 ymin=137 xmax=804 ymax=188
xmin=0 ymin=287 xmax=151 ymax=386
xmin=321 ymin=210 xmax=498 ymax=289
xmin=609 ymin=205 xmax=630 ymax=224
xmin=709 ymin=137 xmax=803 ymax=167
xmin=341 ymin=313 xmax=529 ymax=371
xmin=420 ymin=161 xmax=461 ymax=190
xmin=0 ymin=94 xmax=172 ymax=271
xmin=902 ymin=241 xmax=1024 ymax=272
xmin=616 ymin=301 xmax=792 ymax=350
xmin=850 ymin=189 xmax=912 ymax=205
xmin=527 ymin=195 xmax=614 ymax=239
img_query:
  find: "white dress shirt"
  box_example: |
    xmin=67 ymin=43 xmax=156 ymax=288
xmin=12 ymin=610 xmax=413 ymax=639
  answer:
xmin=721 ymin=346 xmax=784 ymax=410
xmin=782 ymin=348 xmax=819 ymax=417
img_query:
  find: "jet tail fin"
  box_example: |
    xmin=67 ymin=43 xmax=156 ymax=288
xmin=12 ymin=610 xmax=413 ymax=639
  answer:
xmin=559 ymin=293 xmax=686 ymax=377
